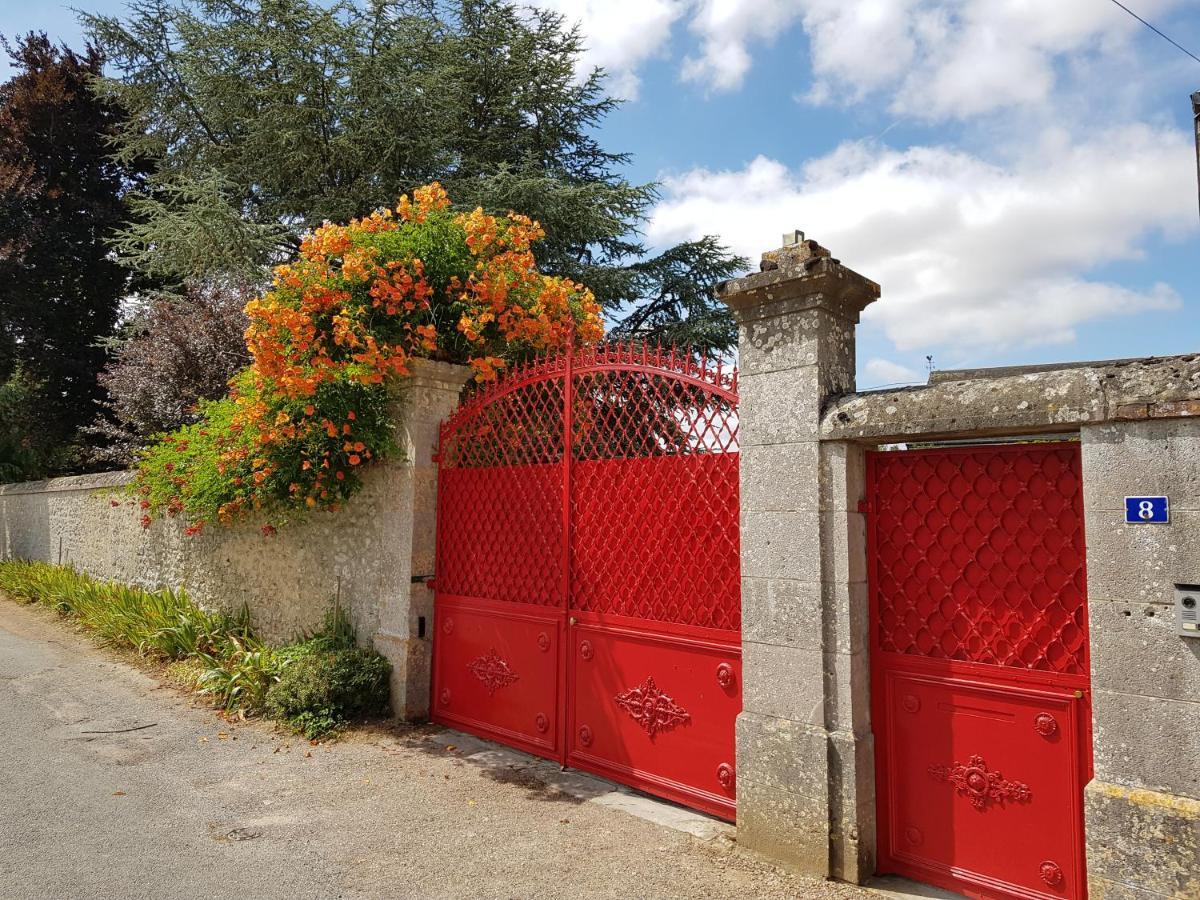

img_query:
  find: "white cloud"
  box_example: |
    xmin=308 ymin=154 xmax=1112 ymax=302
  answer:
xmin=864 ymin=358 xmax=925 ymax=387
xmin=648 ymin=125 xmax=1195 ymax=352
xmin=786 ymin=0 xmax=924 ymax=103
xmin=529 ymin=0 xmax=686 ymax=99
xmin=795 ymin=0 xmax=1187 ymax=121
xmin=680 ymin=1 xmax=803 ymax=91
xmin=538 ymin=0 xmax=1187 ymax=118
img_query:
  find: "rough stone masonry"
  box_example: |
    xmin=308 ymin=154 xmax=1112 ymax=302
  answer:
xmin=719 ymin=231 xmax=1199 ymax=898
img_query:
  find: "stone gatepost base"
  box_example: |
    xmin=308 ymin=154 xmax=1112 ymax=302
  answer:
xmin=1085 ymin=781 xmax=1200 ymax=898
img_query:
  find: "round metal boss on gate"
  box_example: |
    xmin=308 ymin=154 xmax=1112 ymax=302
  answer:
xmin=716 ymin=663 xmax=735 ymax=689
xmin=535 ymin=713 xmax=549 ymax=733
xmin=1034 ymin=712 xmax=1058 ymax=737
xmin=537 ymin=632 xmax=550 ymax=652
xmin=901 ymin=694 xmax=921 ymax=713
xmin=442 ymin=617 xmax=454 ymax=635
xmin=578 ymin=725 xmax=593 ymax=746
xmin=1039 ymin=861 xmax=1063 ymax=886
xmin=579 ymin=640 xmax=594 ymax=661
xmin=439 ymin=688 xmax=451 ymax=706
xmin=717 ymin=763 xmax=735 ymax=791
xmin=904 ymin=826 xmax=923 ymax=847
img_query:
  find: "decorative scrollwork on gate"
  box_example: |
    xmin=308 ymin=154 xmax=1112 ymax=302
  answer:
xmin=928 ymin=754 xmax=1031 ymax=809
xmin=615 ymin=676 xmax=691 ymax=738
xmin=467 ymin=649 xmax=519 ymax=695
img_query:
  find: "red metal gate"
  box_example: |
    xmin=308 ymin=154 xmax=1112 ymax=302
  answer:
xmin=431 ymin=343 xmax=741 ymax=819
xmin=867 ymin=443 xmax=1092 ymax=899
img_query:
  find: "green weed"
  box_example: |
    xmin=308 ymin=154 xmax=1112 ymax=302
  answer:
xmin=0 ymin=561 xmax=390 ymax=738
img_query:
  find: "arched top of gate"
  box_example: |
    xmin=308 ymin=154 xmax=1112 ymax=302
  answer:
xmin=437 ymin=342 xmax=739 ymax=467
xmin=442 ymin=341 xmax=738 ymax=435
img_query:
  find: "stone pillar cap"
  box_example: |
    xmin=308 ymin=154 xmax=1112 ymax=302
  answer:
xmin=717 ymin=234 xmax=880 ymax=323
xmin=405 ymin=357 xmax=475 ymax=388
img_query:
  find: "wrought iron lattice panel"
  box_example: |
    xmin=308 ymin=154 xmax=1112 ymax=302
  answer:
xmin=436 ymin=463 xmax=563 ymax=606
xmin=570 ymin=365 xmax=738 ymax=628
xmin=436 ymin=343 xmax=740 ymax=623
xmin=436 ymin=357 xmax=567 ymax=606
xmin=439 ymin=358 xmax=567 ymax=469
xmin=870 ymin=444 xmax=1088 ymax=675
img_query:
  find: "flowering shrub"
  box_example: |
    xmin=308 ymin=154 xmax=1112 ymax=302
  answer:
xmin=136 ymin=184 xmax=602 ymax=531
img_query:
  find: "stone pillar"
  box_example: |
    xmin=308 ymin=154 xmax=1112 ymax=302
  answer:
xmin=1079 ymin=419 xmax=1200 ymax=899
xmin=717 ymin=233 xmax=879 ymax=878
xmin=374 ymin=358 xmax=473 ymax=721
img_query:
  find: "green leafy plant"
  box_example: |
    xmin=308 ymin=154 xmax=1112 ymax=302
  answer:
xmin=0 ymin=562 xmax=389 ymax=738
xmin=196 ymin=635 xmax=280 ymax=712
xmin=0 ymin=560 xmax=246 ymax=655
xmin=84 ymin=0 xmax=746 ymax=356
xmin=266 ymin=646 xmax=391 ymax=740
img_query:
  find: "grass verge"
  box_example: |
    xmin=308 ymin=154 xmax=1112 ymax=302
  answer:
xmin=0 ymin=560 xmax=390 ymax=738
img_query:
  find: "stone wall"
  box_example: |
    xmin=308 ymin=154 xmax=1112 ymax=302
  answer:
xmin=0 ymin=466 xmax=403 ymax=643
xmin=720 ymin=232 xmax=1200 ymax=897
xmin=0 ymin=359 xmax=472 ymax=720
xmin=1080 ymin=420 xmax=1200 ymax=899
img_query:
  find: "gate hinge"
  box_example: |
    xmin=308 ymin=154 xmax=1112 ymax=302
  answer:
xmin=857 ymin=498 xmax=873 ymax=515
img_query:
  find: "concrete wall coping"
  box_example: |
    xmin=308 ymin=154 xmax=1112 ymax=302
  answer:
xmin=822 ymin=352 xmax=1200 ymax=442
xmin=929 ymin=355 xmax=1159 ymax=383
xmin=0 ymin=470 xmax=133 ymax=497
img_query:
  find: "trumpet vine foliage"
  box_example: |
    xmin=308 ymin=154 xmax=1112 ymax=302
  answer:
xmin=136 ymin=184 xmax=602 ymax=532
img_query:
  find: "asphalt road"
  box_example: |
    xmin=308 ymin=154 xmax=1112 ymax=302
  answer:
xmin=0 ymin=598 xmax=860 ymax=900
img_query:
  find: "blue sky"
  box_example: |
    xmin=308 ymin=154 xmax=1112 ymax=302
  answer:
xmin=3 ymin=0 xmax=1199 ymax=386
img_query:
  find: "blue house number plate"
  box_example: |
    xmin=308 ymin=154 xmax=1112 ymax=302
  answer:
xmin=1125 ymin=496 xmax=1169 ymax=524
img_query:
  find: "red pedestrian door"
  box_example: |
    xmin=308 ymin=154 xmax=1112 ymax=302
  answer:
xmin=431 ymin=343 xmax=741 ymax=819
xmin=867 ymin=443 xmax=1092 ymax=899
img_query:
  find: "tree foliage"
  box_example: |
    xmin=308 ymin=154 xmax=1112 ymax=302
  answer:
xmin=0 ymin=368 xmax=67 ymax=482
xmin=83 ymin=0 xmax=746 ymax=354
xmin=86 ymin=279 xmax=255 ymax=465
xmin=0 ymin=33 xmax=139 ymax=477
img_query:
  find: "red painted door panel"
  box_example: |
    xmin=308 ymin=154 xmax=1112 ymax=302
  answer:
xmin=567 ymin=616 xmax=740 ymax=820
xmin=880 ymin=667 xmax=1087 ymax=898
xmin=431 ymin=597 xmax=563 ymax=761
xmin=868 ymin=443 xmax=1091 ymax=900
